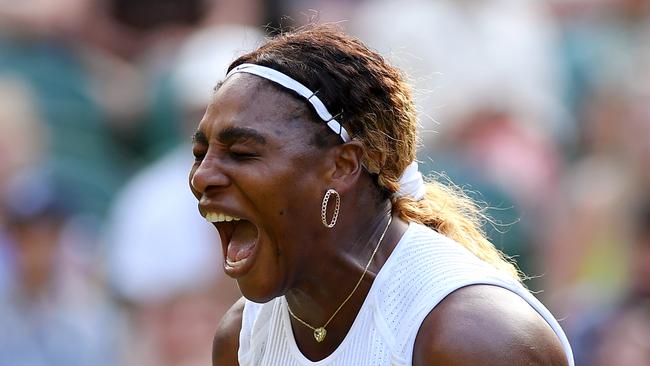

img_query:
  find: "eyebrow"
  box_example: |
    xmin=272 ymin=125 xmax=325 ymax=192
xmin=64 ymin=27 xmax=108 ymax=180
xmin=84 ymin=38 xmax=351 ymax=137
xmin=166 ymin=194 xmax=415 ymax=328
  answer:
xmin=218 ymin=126 xmax=267 ymax=145
xmin=213 ymin=80 xmax=224 ymax=92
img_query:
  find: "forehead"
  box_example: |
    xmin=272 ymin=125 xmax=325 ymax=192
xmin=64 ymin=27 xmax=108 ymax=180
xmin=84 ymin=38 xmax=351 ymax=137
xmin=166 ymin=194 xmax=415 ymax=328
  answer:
xmin=198 ymin=74 xmax=311 ymax=141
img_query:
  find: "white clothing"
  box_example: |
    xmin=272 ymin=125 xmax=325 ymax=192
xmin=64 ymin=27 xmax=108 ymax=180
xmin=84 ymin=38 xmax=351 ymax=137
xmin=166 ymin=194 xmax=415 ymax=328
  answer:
xmin=238 ymin=223 xmax=574 ymax=365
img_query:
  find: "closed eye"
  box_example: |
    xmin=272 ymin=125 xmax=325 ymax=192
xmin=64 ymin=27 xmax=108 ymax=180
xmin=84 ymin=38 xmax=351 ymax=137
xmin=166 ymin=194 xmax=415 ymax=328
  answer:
xmin=229 ymin=150 xmax=259 ymax=160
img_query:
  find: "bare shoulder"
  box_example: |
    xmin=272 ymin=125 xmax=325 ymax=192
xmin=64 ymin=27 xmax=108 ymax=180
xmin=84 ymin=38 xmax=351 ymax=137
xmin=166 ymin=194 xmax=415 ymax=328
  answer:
xmin=413 ymin=285 xmax=569 ymax=366
xmin=213 ymin=297 xmax=246 ymax=366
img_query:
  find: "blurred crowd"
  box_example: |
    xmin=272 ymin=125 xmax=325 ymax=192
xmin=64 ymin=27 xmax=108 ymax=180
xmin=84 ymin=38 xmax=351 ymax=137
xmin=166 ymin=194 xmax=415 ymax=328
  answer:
xmin=0 ymin=0 xmax=648 ymax=365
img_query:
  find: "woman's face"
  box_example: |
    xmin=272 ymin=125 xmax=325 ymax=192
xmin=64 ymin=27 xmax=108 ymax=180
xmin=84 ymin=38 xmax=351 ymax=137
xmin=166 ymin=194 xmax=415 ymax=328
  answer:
xmin=189 ymin=74 xmax=331 ymax=302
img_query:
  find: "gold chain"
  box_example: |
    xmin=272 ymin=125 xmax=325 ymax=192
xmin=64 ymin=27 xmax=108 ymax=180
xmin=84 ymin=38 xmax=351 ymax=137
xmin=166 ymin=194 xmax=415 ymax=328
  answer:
xmin=287 ymin=214 xmax=393 ymax=342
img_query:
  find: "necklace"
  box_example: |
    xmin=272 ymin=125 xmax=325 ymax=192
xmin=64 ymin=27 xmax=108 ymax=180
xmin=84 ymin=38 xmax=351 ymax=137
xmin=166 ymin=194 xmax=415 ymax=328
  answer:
xmin=287 ymin=214 xmax=393 ymax=343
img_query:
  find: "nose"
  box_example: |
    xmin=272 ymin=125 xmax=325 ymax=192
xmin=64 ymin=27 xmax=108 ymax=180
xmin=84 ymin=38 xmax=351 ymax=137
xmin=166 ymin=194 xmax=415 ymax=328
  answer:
xmin=189 ymin=155 xmax=231 ymax=196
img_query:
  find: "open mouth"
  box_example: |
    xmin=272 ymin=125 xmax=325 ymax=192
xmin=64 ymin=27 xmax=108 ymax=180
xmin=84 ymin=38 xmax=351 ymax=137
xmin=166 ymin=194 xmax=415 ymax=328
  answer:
xmin=205 ymin=212 xmax=260 ymax=278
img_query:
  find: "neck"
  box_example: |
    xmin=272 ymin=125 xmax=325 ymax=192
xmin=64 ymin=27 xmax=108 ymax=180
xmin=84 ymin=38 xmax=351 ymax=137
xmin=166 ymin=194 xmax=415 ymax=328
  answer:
xmin=286 ymin=200 xmax=394 ymax=329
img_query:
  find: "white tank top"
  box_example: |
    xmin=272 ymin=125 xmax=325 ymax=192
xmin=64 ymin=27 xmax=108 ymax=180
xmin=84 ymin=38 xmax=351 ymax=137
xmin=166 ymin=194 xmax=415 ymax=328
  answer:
xmin=238 ymin=223 xmax=574 ymax=365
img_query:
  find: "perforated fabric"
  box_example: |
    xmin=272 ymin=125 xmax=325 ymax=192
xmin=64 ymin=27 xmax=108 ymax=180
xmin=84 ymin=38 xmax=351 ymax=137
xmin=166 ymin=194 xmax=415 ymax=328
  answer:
xmin=238 ymin=223 xmax=574 ymax=365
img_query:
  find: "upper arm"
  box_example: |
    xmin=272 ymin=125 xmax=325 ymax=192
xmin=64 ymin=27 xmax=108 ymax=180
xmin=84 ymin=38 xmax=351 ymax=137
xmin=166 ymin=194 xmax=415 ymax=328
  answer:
xmin=413 ymin=285 xmax=569 ymax=366
xmin=213 ymin=297 xmax=246 ymax=366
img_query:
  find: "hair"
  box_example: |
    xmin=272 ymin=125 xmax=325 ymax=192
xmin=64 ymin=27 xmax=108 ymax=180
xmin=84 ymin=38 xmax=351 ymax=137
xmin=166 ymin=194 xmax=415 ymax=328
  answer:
xmin=228 ymin=24 xmax=520 ymax=279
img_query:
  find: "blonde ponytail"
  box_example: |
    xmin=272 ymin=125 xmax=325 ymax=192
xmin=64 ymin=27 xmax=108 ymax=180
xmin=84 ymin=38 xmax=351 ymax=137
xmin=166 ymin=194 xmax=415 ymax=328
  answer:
xmin=393 ymin=178 xmax=521 ymax=280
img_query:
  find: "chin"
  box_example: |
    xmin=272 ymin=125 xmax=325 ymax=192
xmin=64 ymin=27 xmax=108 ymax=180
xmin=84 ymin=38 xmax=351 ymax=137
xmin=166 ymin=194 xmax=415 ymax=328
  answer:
xmin=236 ymin=276 xmax=285 ymax=304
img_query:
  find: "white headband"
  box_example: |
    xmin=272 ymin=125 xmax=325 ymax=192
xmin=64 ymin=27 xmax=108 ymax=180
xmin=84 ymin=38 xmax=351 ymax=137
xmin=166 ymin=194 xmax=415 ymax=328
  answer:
xmin=225 ymin=63 xmax=351 ymax=142
xmin=224 ymin=63 xmax=425 ymax=201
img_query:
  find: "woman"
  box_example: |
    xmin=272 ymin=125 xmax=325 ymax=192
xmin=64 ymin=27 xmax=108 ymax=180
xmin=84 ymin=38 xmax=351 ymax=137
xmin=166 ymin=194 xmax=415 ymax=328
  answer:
xmin=189 ymin=25 xmax=573 ymax=365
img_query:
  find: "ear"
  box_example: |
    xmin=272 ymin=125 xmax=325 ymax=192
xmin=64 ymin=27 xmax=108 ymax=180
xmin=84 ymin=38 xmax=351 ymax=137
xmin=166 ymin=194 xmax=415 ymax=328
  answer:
xmin=326 ymin=140 xmax=365 ymax=193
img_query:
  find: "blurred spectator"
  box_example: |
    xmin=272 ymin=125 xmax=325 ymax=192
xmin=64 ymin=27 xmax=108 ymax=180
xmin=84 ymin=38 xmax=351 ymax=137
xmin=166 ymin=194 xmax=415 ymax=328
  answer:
xmin=539 ymin=154 xmax=634 ymax=315
xmin=0 ymin=0 xmax=138 ymax=218
xmin=570 ymin=199 xmax=650 ymax=366
xmin=0 ymin=77 xmax=46 ymax=202
xmin=0 ymin=0 xmax=231 ymax=219
xmin=0 ymin=171 xmax=119 ymax=366
xmin=351 ymin=0 xmax=569 ymax=145
xmin=540 ymin=0 xmax=650 ymax=312
xmin=0 ymin=77 xmax=48 ymax=296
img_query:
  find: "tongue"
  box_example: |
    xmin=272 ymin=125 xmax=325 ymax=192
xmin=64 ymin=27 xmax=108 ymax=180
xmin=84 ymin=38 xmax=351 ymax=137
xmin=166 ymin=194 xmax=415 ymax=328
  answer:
xmin=226 ymin=221 xmax=258 ymax=262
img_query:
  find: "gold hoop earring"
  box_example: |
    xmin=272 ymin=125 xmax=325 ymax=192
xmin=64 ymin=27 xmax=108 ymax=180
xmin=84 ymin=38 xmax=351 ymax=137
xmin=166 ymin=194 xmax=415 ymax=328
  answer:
xmin=321 ymin=189 xmax=340 ymax=228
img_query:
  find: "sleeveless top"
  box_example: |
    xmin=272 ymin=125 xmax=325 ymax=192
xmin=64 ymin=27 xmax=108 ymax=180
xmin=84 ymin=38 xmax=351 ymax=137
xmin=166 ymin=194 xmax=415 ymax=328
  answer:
xmin=238 ymin=223 xmax=574 ymax=365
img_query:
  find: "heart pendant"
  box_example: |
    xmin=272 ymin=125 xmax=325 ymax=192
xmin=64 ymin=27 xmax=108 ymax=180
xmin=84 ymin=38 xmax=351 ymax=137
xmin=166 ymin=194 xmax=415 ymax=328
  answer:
xmin=313 ymin=327 xmax=327 ymax=342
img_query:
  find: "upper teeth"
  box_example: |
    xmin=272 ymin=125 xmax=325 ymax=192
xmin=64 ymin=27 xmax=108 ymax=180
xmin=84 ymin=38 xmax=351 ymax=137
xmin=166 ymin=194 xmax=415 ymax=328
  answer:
xmin=205 ymin=212 xmax=241 ymax=223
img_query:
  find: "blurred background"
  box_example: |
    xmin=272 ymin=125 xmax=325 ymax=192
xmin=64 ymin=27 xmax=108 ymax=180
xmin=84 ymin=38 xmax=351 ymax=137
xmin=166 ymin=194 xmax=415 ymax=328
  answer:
xmin=0 ymin=0 xmax=648 ymax=365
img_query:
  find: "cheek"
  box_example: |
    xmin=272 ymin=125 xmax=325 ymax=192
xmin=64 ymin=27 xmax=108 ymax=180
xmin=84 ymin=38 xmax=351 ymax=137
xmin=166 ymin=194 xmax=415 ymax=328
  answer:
xmin=241 ymin=156 xmax=324 ymax=232
xmin=253 ymin=177 xmax=317 ymax=234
